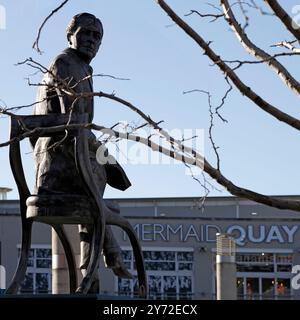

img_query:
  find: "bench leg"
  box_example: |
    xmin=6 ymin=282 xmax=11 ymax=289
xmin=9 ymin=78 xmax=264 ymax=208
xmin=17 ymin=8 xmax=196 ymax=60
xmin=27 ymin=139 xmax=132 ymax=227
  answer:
xmin=5 ymin=220 xmax=32 ymax=294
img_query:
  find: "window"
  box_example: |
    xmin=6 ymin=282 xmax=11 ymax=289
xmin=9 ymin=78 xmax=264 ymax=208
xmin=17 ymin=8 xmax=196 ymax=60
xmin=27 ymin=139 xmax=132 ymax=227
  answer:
xmin=117 ymin=249 xmax=194 ymax=300
xmin=236 ymin=252 xmax=293 ymax=274
xmin=234 ymin=252 xmax=293 ymax=300
xmin=18 ymin=246 xmax=52 ymax=294
xmin=276 ymin=253 xmax=293 ymax=273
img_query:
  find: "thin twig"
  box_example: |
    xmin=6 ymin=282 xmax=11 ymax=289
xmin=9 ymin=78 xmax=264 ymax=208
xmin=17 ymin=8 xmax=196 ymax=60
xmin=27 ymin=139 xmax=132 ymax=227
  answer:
xmin=32 ymin=0 xmax=70 ymax=54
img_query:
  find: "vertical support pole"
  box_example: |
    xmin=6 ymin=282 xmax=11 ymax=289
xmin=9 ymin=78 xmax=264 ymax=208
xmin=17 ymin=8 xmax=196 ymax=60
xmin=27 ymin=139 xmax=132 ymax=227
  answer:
xmin=0 ymin=265 xmax=6 ymax=291
xmin=52 ymin=229 xmax=69 ymax=293
xmin=216 ymin=233 xmax=237 ymax=300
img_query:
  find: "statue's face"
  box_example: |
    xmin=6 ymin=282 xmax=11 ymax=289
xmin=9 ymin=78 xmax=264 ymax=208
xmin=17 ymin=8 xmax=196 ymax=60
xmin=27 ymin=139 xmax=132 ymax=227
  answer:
xmin=69 ymin=20 xmax=102 ymax=62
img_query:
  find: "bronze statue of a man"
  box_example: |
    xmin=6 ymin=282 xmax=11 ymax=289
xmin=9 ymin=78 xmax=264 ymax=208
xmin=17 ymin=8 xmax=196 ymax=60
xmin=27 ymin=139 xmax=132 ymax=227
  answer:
xmin=32 ymin=13 xmax=132 ymax=287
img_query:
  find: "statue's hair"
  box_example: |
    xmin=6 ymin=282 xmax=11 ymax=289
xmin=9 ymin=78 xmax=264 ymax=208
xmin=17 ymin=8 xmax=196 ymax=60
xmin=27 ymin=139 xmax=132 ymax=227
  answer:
xmin=66 ymin=13 xmax=103 ymax=41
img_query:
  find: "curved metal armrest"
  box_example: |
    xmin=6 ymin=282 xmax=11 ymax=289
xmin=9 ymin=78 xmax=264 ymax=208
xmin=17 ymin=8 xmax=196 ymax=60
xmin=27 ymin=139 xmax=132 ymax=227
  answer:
xmin=10 ymin=113 xmax=89 ymax=137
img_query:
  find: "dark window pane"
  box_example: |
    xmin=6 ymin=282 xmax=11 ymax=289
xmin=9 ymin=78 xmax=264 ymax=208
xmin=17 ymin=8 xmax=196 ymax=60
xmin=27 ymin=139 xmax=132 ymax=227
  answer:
xmin=36 ymin=259 xmax=52 ymax=268
xmin=36 ymin=249 xmax=51 ymax=258
xmin=36 ymin=273 xmax=49 ymax=293
xmin=144 ymin=251 xmax=175 ymax=261
xmin=177 ymin=252 xmax=193 ymax=262
xmin=178 ymin=263 xmax=192 ymax=271
xmin=27 ymin=259 xmax=34 ymax=267
xmin=277 ymin=264 xmax=292 ymax=272
xmin=145 ymin=261 xmax=175 ymax=271
xmin=237 ymin=264 xmax=274 ymax=272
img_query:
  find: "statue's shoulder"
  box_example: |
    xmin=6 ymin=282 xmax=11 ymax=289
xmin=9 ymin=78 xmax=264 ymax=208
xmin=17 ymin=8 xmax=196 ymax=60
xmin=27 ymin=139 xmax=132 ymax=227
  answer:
xmin=49 ymin=49 xmax=75 ymax=71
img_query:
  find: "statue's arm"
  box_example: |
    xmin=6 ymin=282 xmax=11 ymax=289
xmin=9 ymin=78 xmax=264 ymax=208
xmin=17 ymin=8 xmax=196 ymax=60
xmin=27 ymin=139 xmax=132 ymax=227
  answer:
xmin=51 ymin=57 xmax=78 ymax=114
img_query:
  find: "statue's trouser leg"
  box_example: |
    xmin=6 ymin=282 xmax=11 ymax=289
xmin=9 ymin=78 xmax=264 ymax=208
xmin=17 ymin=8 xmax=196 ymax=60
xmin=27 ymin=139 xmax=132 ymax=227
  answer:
xmin=79 ymin=224 xmax=121 ymax=272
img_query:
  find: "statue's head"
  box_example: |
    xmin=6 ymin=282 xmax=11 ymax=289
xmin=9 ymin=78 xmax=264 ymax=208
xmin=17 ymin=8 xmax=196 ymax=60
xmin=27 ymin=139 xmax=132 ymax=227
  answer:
xmin=66 ymin=13 xmax=103 ymax=63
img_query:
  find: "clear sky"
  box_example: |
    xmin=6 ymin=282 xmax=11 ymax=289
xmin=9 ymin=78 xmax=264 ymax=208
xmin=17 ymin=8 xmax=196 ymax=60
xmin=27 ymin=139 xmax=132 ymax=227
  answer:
xmin=1 ymin=0 xmax=300 ymax=200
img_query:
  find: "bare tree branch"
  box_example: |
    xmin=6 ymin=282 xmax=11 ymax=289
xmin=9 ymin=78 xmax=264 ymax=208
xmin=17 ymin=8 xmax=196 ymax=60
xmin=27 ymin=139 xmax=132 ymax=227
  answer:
xmin=184 ymin=10 xmax=224 ymax=22
xmin=237 ymin=0 xmax=250 ymax=30
xmin=223 ymin=51 xmax=300 ymax=70
xmin=71 ymin=73 xmax=130 ymax=89
xmin=3 ymin=96 xmax=59 ymax=112
xmin=232 ymin=0 xmax=273 ymax=35
xmin=215 ymin=77 xmax=231 ymax=123
xmin=32 ymin=0 xmax=70 ymax=54
xmin=183 ymin=163 xmax=211 ymax=199
xmin=221 ymin=0 xmax=300 ymax=97
xmin=248 ymin=0 xmax=273 ymax=16
xmin=156 ymin=0 xmax=300 ymax=131
xmin=183 ymin=89 xmax=223 ymax=170
xmin=201 ymin=90 xmax=221 ymax=170
xmin=3 ymin=105 xmax=300 ymax=212
xmin=271 ymin=40 xmax=300 ymax=53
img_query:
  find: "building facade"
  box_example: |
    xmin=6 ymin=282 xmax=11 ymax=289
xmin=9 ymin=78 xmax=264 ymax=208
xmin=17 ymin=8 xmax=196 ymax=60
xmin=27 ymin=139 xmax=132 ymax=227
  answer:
xmin=1 ymin=196 xmax=300 ymax=300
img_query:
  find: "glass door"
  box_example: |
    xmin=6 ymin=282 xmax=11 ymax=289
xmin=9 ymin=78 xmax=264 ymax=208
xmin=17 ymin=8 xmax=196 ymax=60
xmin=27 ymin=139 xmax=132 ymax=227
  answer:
xmin=246 ymin=278 xmax=260 ymax=300
xmin=261 ymin=278 xmax=275 ymax=299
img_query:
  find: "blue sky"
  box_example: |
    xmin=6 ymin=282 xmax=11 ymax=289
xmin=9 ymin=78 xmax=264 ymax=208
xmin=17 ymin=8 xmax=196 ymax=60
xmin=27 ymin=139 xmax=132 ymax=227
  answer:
xmin=1 ymin=0 xmax=300 ymax=200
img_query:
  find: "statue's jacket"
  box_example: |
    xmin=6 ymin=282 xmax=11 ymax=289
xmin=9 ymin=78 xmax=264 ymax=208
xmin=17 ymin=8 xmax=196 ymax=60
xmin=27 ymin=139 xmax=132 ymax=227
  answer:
xmin=32 ymin=47 xmax=131 ymax=196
